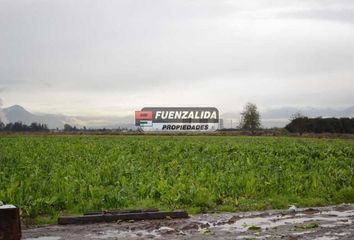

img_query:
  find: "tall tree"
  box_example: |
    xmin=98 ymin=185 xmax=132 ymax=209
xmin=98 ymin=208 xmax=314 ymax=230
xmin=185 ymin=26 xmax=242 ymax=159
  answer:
xmin=64 ymin=124 xmax=73 ymax=131
xmin=239 ymin=103 xmax=261 ymax=134
xmin=288 ymin=112 xmax=307 ymax=136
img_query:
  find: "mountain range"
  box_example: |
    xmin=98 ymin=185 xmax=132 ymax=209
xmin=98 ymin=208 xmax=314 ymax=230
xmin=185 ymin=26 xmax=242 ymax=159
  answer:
xmin=0 ymin=105 xmax=133 ymax=129
xmin=1 ymin=105 xmax=82 ymax=129
xmin=0 ymin=105 xmax=353 ymax=129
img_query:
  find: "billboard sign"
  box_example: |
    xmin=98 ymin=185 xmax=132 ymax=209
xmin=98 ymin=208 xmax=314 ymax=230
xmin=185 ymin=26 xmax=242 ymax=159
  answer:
xmin=135 ymin=107 xmax=219 ymax=132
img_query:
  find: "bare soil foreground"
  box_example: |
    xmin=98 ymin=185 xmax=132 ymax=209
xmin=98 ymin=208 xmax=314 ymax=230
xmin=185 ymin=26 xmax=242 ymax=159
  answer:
xmin=23 ymin=204 xmax=354 ymax=240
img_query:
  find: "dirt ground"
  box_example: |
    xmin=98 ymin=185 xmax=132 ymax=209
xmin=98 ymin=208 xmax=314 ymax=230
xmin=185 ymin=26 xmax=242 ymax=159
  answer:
xmin=22 ymin=204 xmax=354 ymax=240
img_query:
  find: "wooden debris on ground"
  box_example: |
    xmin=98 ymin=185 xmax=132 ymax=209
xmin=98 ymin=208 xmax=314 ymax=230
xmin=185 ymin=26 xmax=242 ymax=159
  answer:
xmin=58 ymin=209 xmax=189 ymax=225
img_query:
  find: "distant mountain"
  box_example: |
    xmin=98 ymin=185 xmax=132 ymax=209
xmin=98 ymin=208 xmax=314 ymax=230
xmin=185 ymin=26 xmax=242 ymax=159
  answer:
xmin=4 ymin=105 xmax=41 ymax=124
xmin=2 ymin=105 xmax=84 ymax=129
xmin=0 ymin=105 xmax=134 ymax=129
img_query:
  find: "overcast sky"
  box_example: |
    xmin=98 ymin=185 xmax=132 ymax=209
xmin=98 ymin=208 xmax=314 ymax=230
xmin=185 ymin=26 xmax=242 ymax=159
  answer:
xmin=0 ymin=0 xmax=353 ymax=116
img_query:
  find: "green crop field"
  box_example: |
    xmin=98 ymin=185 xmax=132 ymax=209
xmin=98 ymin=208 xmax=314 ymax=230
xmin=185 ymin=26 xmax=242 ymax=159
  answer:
xmin=0 ymin=135 xmax=354 ymax=223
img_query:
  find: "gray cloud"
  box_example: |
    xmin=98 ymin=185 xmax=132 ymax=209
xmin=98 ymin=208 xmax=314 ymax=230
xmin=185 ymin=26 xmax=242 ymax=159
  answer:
xmin=0 ymin=0 xmax=353 ymax=115
xmin=276 ymin=8 xmax=354 ymax=23
xmin=0 ymin=98 xmax=8 ymax=123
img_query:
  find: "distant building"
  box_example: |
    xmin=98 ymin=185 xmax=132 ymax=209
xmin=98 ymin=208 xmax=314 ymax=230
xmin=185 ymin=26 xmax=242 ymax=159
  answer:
xmin=219 ymin=118 xmax=224 ymax=129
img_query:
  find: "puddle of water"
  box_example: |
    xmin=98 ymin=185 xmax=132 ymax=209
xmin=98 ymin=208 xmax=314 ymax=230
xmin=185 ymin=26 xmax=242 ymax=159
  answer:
xmin=205 ymin=209 xmax=354 ymax=233
xmin=235 ymin=235 xmax=255 ymax=239
xmin=25 ymin=237 xmax=62 ymax=240
xmin=313 ymin=236 xmax=338 ymax=240
xmin=87 ymin=225 xmax=185 ymax=239
xmin=318 ymin=210 xmax=354 ymax=218
xmin=333 ymin=232 xmax=350 ymax=236
xmin=291 ymin=230 xmax=313 ymax=236
xmin=156 ymin=226 xmax=175 ymax=233
xmin=235 ymin=235 xmax=271 ymax=239
xmin=87 ymin=229 xmax=160 ymax=239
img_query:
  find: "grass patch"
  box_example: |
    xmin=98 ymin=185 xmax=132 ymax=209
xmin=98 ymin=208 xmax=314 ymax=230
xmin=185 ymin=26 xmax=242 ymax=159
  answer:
xmin=248 ymin=225 xmax=261 ymax=231
xmin=295 ymin=222 xmax=319 ymax=229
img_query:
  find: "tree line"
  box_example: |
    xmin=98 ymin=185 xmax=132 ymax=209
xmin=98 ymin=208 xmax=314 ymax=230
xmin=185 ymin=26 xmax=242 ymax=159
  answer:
xmin=0 ymin=121 xmax=49 ymax=132
xmin=63 ymin=124 xmax=129 ymax=132
xmin=285 ymin=115 xmax=354 ymax=135
xmin=0 ymin=120 xmax=129 ymax=132
xmin=230 ymin=103 xmax=354 ymax=135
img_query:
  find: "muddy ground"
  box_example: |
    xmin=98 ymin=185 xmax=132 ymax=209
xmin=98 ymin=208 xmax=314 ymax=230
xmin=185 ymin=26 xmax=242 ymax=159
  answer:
xmin=23 ymin=204 xmax=354 ymax=240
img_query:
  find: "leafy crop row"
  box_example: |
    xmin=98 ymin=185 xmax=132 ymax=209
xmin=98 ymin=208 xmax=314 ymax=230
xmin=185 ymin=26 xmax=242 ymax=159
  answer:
xmin=0 ymin=135 xmax=353 ymax=223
